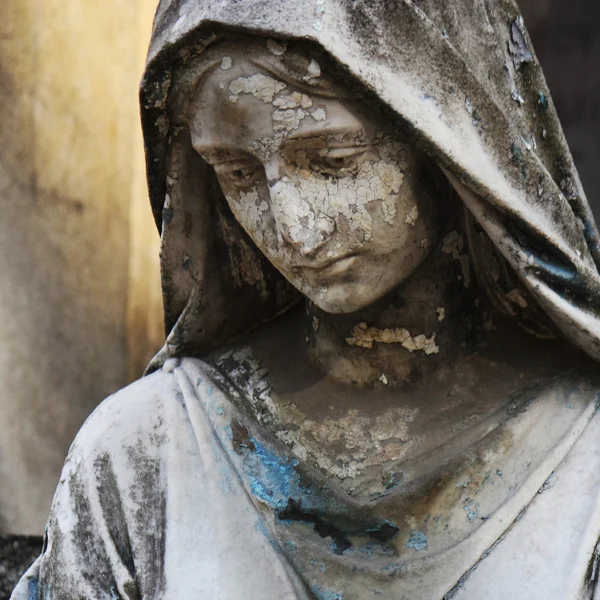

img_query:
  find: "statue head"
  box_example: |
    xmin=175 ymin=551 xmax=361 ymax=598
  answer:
xmin=140 ymin=0 xmax=600 ymax=367
xmin=182 ymin=41 xmax=440 ymax=313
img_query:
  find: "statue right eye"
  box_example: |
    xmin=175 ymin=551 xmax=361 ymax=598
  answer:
xmin=214 ymin=162 xmax=263 ymax=190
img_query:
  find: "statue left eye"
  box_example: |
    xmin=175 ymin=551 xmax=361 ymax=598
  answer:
xmin=310 ymin=147 xmax=369 ymax=176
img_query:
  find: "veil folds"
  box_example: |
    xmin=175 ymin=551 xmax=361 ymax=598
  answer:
xmin=140 ymin=0 xmax=600 ymax=368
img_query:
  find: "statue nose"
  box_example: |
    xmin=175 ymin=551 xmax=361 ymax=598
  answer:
xmin=266 ymin=168 xmax=336 ymax=256
xmin=281 ymin=216 xmax=336 ymax=256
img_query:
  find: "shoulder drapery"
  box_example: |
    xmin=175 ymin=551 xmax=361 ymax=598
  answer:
xmin=12 ymin=358 xmax=600 ymax=599
xmin=11 ymin=359 xmax=312 ymax=600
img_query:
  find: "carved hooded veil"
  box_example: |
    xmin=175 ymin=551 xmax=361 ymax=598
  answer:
xmin=141 ymin=0 xmax=600 ymax=369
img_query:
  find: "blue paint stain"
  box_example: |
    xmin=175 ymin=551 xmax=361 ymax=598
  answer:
xmin=464 ymin=498 xmax=480 ymax=521
xmin=250 ymin=479 xmax=275 ymax=504
xmin=481 ymin=470 xmax=491 ymax=488
xmin=523 ymin=251 xmax=583 ymax=295
xmin=28 ymin=577 xmax=39 ymax=600
xmin=313 ymin=586 xmax=343 ymax=600
xmin=407 ymin=531 xmax=428 ymax=551
xmin=311 ymin=559 xmax=327 ymax=573
xmin=216 ymin=406 xmax=225 ymax=416
xmin=245 ymin=438 xmax=305 ymax=509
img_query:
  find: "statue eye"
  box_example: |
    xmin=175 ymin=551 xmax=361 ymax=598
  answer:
xmin=214 ymin=161 xmax=263 ymax=190
xmin=310 ymin=147 xmax=369 ymax=176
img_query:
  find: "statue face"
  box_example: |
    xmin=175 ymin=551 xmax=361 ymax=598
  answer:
xmin=189 ymin=47 xmax=440 ymax=313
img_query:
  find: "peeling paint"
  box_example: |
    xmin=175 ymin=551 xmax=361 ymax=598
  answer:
xmin=346 ymin=322 xmax=439 ymax=355
xmin=310 ymin=108 xmax=327 ymax=121
xmin=508 ymin=16 xmax=533 ymax=69
xmin=463 ymin=498 xmax=480 ymax=521
xmin=216 ymin=347 xmax=420 ymax=480
xmin=276 ymin=404 xmax=419 ymax=479
xmin=405 ymin=205 xmax=418 ymax=226
xmin=273 ymin=92 xmax=313 ymax=110
xmin=229 ymin=74 xmax=287 ymax=103
xmin=244 ymin=135 xmax=408 ymax=249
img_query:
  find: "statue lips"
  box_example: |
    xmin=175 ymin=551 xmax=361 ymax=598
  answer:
xmin=295 ymin=254 xmax=359 ymax=278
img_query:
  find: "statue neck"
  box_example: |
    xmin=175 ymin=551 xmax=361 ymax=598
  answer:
xmin=304 ymin=227 xmax=486 ymax=386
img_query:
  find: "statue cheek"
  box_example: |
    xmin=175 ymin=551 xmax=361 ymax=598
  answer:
xmin=225 ymin=187 xmax=275 ymax=251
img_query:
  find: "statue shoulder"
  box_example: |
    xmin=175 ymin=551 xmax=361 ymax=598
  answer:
xmin=66 ymin=361 xmax=186 ymax=465
xmin=67 ymin=356 xmax=220 ymax=465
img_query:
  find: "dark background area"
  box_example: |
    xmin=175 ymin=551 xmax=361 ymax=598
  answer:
xmin=521 ymin=0 xmax=600 ymax=218
xmin=0 ymin=1 xmax=598 ymax=597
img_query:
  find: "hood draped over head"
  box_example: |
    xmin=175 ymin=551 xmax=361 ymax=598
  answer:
xmin=140 ymin=0 xmax=600 ymax=370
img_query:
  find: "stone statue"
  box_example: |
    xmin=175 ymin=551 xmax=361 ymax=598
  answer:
xmin=12 ymin=1 xmax=600 ymax=598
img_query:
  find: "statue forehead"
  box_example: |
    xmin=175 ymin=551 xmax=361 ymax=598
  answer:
xmin=187 ymin=46 xmax=368 ymax=152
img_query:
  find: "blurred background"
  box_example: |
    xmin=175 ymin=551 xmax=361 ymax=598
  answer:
xmin=0 ymin=0 xmax=598 ymax=594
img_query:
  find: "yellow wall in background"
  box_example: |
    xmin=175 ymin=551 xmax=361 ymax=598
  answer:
xmin=0 ymin=0 xmax=162 ymax=534
xmin=127 ymin=4 xmax=165 ymax=382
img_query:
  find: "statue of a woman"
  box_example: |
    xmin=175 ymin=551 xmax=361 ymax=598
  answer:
xmin=12 ymin=1 xmax=600 ymax=598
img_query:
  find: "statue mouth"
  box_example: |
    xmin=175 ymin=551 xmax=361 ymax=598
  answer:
xmin=295 ymin=254 xmax=358 ymax=275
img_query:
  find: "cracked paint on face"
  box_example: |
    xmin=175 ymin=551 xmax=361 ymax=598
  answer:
xmin=190 ymin=49 xmax=439 ymax=313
